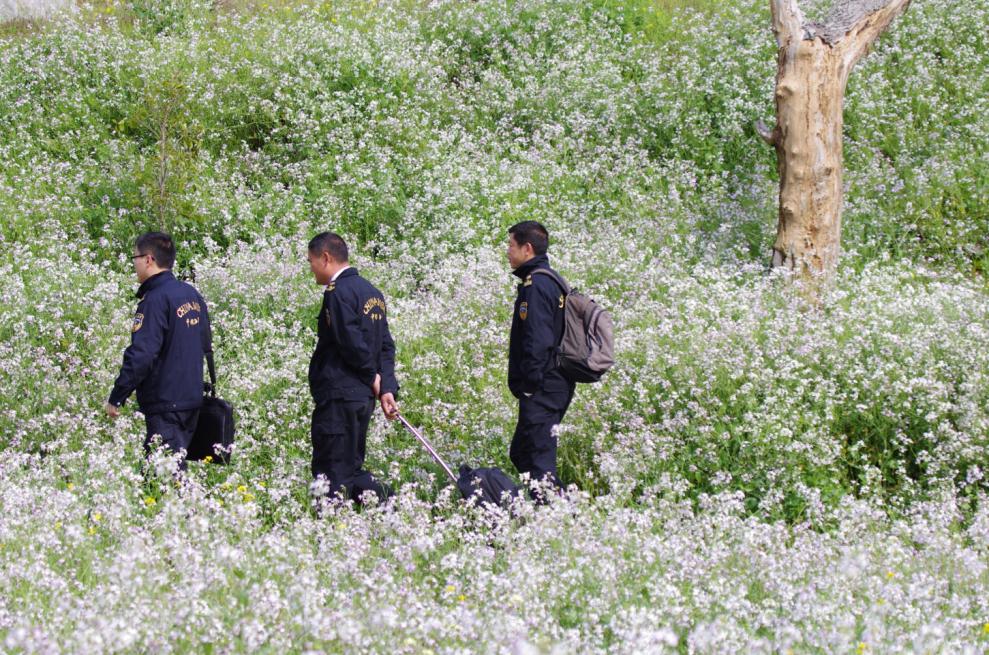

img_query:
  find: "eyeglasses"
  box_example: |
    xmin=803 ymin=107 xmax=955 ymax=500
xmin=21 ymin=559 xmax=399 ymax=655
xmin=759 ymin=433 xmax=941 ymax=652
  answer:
xmin=130 ymin=253 xmax=149 ymax=260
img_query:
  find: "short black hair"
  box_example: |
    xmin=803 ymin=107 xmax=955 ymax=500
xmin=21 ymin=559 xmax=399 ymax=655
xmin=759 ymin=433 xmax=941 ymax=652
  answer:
xmin=508 ymin=221 xmax=549 ymax=256
xmin=135 ymin=232 xmax=176 ymax=270
xmin=308 ymin=231 xmax=349 ymax=263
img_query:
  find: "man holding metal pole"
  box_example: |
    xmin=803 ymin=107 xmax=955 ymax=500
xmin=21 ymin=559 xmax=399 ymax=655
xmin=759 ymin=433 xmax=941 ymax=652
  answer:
xmin=306 ymin=231 xmax=399 ymax=504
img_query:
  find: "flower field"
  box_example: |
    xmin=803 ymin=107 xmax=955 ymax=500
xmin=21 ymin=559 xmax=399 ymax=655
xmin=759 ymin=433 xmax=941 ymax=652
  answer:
xmin=1 ymin=0 xmax=988 ymax=651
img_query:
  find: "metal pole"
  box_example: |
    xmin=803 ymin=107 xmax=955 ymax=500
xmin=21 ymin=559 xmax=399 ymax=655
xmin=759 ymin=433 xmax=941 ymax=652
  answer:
xmin=397 ymin=413 xmax=458 ymax=485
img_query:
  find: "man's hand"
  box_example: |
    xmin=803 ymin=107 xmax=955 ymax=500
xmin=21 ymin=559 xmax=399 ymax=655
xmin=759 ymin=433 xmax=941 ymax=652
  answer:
xmin=105 ymin=402 xmax=120 ymax=419
xmin=379 ymin=392 xmax=399 ymax=421
xmin=372 ymin=373 xmax=381 ymax=398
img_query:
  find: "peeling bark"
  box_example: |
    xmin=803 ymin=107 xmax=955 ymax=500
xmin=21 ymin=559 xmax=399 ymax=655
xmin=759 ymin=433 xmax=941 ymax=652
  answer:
xmin=764 ymin=0 xmax=910 ymax=288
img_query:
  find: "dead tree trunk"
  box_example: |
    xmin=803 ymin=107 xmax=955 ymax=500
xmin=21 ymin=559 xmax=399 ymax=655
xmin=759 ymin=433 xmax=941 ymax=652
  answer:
xmin=757 ymin=0 xmax=910 ymax=287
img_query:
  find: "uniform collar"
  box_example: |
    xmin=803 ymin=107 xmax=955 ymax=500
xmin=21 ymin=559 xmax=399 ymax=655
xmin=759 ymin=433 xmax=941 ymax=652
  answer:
xmin=326 ymin=267 xmax=358 ymax=290
xmin=331 ymin=265 xmax=353 ymax=282
xmin=512 ymin=254 xmax=550 ymax=280
xmin=136 ymin=270 xmax=174 ymax=299
xmin=335 ymin=267 xmax=358 ymax=281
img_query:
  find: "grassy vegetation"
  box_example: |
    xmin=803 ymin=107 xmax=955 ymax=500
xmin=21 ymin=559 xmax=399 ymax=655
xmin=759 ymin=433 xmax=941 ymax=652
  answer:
xmin=1 ymin=1 xmax=988 ymax=649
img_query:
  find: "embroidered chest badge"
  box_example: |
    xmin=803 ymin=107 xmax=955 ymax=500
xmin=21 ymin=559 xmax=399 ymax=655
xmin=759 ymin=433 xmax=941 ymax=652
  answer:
xmin=132 ymin=312 xmax=144 ymax=333
xmin=519 ymin=302 xmax=528 ymax=320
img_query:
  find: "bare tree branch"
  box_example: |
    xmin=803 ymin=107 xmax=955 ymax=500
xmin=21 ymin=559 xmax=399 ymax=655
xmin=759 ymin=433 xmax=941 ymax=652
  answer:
xmin=806 ymin=0 xmax=911 ymax=48
xmin=769 ymin=0 xmax=805 ymax=47
xmin=840 ymin=0 xmax=911 ymax=67
xmin=755 ymin=119 xmax=779 ymax=146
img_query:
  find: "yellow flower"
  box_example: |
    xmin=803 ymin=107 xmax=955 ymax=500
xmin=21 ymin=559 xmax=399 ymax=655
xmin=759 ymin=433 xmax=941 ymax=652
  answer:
xmin=67 ymin=483 xmax=75 ymax=491
xmin=88 ymin=527 xmax=96 ymax=535
xmin=92 ymin=512 xmax=102 ymax=522
xmin=857 ymin=642 xmax=867 ymax=654
xmin=457 ymin=594 xmax=466 ymax=602
xmin=983 ymin=622 xmax=989 ymax=635
xmin=237 ymin=484 xmax=248 ymax=494
xmin=144 ymin=497 xmax=156 ymax=507
xmin=204 ymin=455 xmax=213 ymax=464
xmin=886 ymin=570 xmax=895 ymax=579
xmin=445 ymin=585 xmax=456 ymax=594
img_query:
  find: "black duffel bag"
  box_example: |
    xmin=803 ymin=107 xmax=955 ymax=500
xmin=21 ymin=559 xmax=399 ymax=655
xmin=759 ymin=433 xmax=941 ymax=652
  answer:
xmin=187 ymin=352 xmax=235 ymax=464
xmin=457 ymin=465 xmax=521 ymax=508
xmin=397 ymin=414 xmax=522 ymax=509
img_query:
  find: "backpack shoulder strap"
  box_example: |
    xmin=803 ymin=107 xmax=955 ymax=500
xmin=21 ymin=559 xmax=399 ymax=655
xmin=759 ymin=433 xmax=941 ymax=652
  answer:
xmin=206 ymin=351 xmax=218 ymax=398
xmin=530 ymin=268 xmax=571 ymax=295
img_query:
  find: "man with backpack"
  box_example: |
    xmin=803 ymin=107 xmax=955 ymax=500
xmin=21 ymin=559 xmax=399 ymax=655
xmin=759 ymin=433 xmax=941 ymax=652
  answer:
xmin=505 ymin=221 xmax=575 ymax=499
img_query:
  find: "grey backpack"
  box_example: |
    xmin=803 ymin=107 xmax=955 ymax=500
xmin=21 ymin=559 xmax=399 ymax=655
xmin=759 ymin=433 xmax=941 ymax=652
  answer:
xmin=532 ymin=269 xmax=615 ymax=383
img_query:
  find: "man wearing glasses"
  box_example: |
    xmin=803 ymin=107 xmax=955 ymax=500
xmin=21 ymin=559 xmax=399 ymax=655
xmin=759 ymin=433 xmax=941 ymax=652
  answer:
xmin=106 ymin=232 xmax=213 ymax=471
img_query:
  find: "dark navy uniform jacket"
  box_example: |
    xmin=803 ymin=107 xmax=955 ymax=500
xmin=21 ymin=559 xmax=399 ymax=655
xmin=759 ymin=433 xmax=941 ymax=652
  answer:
xmin=309 ymin=267 xmax=399 ymax=404
xmin=508 ymin=254 xmax=567 ymax=399
xmin=109 ymin=271 xmax=213 ymax=415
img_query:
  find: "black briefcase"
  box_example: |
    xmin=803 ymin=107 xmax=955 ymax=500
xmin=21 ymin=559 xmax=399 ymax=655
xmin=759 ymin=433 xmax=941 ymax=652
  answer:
xmin=187 ymin=353 xmax=235 ymax=464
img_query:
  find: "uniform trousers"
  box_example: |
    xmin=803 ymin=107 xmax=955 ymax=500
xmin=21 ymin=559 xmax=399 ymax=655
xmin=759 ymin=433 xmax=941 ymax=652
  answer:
xmin=311 ymin=398 xmax=389 ymax=502
xmin=510 ymin=371 xmax=575 ymax=498
xmin=145 ymin=409 xmax=200 ymax=472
